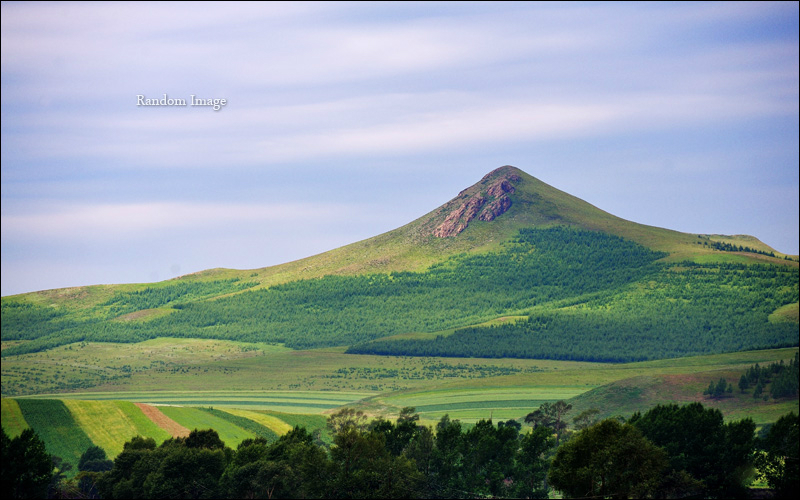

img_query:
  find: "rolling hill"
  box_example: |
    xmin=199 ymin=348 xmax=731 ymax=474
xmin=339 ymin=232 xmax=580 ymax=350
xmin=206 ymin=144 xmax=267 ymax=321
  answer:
xmin=2 ymin=166 xmax=798 ymax=385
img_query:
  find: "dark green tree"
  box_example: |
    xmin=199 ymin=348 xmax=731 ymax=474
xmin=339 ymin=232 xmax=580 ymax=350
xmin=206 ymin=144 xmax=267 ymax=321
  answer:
xmin=1 ymin=428 xmax=54 ymax=499
xmin=573 ymin=408 xmax=601 ymax=431
xmin=548 ymin=419 xmax=666 ymax=498
xmin=77 ymin=445 xmax=113 ymax=498
xmin=514 ymin=426 xmax=555 ymax=498
xmin=327 ymin=408 xmax=369 ymax=434
xmin=368 ymin=407 xmax=420 ymax=457
xmin=459 ymin=419 xmax=520 ymax=497
xmin=329 ymin=426 xmax=421 ymax=498
xmin=78 ymin=445 xmax=113 ymax=472
xmin=525 ymin=400 xmax=572 ymax=444
xmin=631 ymin=402 xmax=756 ymax=498
xmin=220 ymin=427 xmax=330 ymax=499
xmin=97 ymin=431 xmax=229 ymax=499
xmin=430 ymin=415 xmax=463 ymax=498
xmin=754 ymin=380 xmax=764 ymax=398
xmin=183 ymin=428 xmax=226 ymax=449
xmin=770 ymin=353 xmax=799 ymax=399
xmin=739 ymin=374 xmax=749 ymax=393
xmin=756 ymin=412 xmax=799 ymax=498
xmin=404 ymin=425 xmax=436 ymax=497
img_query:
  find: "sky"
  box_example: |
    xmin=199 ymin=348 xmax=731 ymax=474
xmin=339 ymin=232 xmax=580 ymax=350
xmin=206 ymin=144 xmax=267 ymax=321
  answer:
xmin=1 ymin=1 xmax=798 ymax=297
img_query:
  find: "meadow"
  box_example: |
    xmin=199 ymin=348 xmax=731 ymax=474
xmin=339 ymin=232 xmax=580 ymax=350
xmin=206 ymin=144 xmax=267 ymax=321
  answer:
xmin=3 ymin=341 xmax=797 ymax=476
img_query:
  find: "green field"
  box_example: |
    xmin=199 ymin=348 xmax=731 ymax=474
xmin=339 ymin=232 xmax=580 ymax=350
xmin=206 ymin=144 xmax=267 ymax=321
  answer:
xmin=222 ymin=408 xmax=293 ymax=435
xmin=13 ymin=399 xmax=95 ymax=475
xmin=372 ymin=387 xmax=584 ymax=423
xmin=3 ymin=347 xmax=798 ymax=473
xmin=46 ymin=389 xmax=374 ymax=413
xmin=0 ymin=398 xmax=29 ymax=438
xmin=62 ymin=399 xmax=171 ymax=457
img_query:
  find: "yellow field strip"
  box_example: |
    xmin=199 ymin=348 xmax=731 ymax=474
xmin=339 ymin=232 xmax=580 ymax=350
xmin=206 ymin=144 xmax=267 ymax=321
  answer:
xmin=63 ymin=399 xmax=143 ymax=457
xmin=1 ymin=398 xmax=29 ymax=438
xmin=222 ymin=408 xmax=294 ymax=435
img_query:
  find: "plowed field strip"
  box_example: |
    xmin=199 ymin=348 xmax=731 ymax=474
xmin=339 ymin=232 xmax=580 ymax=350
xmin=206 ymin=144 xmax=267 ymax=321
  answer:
xmin=135 ymin=403 xmax=189 ymax=438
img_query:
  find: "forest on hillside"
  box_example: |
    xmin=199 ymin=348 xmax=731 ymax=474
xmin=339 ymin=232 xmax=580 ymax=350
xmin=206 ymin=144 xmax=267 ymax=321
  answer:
xmin=349 ymin=260 xmax=799 ymax=362
xmin=2 ymin=227 xmax=798 ymax=362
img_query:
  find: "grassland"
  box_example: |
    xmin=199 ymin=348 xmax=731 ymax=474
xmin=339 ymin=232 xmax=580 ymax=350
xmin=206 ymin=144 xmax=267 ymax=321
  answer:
xmin=3 ymin=345 xmax=797 ymax=475
xmin=156 ymin=406 xmax=256 ymax=448
xmin=61 ymin=400 xmax=172 ymax=457
xmin=14 ymin=399 xmax=95 ymax=475
xmin=222 ymin=408 xmax=293 ymax=435
xmin=5 ymin=339 xmax=797 ymax=425
xmin=1 ymin=398 xmax=28 ymax=438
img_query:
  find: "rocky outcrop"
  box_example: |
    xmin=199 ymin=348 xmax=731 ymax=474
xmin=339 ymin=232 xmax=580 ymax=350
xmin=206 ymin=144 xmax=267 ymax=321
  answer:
xmin=433 ymin=196 xmax=486 ymax=237
xmin=432 ymin=167 xmax=521 ymax=237
xmin=479 ymin=195 xmax=512 ymax=222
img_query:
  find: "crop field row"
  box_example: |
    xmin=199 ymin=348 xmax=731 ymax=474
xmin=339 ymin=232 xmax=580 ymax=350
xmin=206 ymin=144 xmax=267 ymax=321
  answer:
xmin=223 ymin=408 xmax=294 ymax=435
xmin=157 ymin=406 xmax=258 ymax=446
xmin=0 ymin=398 xmax=28 ymax=438
xmin=62 ymin=399 xmax=171 ymax=457
xmin=2 ymin=397 xmax=329 ymax=477
xmin=13 ymin=399 xmax=94 ymax=472
xmin=46 ymin=390 xmax=373 ymax=413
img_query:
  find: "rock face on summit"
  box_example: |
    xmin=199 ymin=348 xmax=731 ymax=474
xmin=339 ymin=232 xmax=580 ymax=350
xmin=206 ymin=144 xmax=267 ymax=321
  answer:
xmin=432 ymin=167 xmax=521 ymax=238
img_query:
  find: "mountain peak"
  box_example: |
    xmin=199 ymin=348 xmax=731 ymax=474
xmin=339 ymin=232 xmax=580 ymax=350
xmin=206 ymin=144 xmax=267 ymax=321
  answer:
xmin=432 ymin=166 xmax=522 ymax=237
xmin=479 ymin=165 xmax=524 ymax=183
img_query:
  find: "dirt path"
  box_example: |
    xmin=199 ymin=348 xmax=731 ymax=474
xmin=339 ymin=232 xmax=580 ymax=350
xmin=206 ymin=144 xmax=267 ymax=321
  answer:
xmin=134 ymin=402 xmax=190 ymax=438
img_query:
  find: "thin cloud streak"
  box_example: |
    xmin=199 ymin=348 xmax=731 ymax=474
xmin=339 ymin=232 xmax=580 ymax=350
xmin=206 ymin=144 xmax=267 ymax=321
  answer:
xmin=1 ymin=201 xmax=362 ymax=240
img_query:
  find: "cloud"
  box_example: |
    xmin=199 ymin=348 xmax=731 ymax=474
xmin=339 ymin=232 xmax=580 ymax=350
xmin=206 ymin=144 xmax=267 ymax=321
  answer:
xmin=0 ymin=201 xmax=362 ymax=241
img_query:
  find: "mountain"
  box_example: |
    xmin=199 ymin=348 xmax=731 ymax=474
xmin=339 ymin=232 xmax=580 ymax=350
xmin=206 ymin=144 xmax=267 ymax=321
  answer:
xmin=1 ymin=166 xmax=797 ymax=364
xmin=198 ymin=165 xmax=789 ymax=288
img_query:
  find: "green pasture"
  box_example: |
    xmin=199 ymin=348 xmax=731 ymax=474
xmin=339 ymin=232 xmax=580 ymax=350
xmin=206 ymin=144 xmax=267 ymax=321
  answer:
xmin=1 ymin=398 xmax=28 ymax=438
xmin=49 ymin=390 xmax=372 ymax=414
xmin=197 ymin=407 xmax=279 ymax=442
xmin=3 ymin=337 xmax=578 ymax=397
xmin=376 ymin=386 xmax=587 ymax=423
xmin=770 ymin=302 xmax=800 ymax=323
xmin=222 ymin=408 xmax=294 ymax=435
xmin=260 ymin=410 xmax=329 ymax=431
xmin=0 ymin=338 xmax=292 ymax=397
xmin=157 ymin=406 xmax=256 ymax=448
xmin=62 ymin=399 xmax=171 ymax=457
xmin=14 ymin=399 xmax=94 ymax=476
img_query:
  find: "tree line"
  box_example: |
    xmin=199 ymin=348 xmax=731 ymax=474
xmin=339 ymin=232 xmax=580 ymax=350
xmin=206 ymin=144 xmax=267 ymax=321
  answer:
xmin=703 ymin=353 xmax=800 ymax=402
xmin=3 ymin=403 xmax=798 ymax=499
xmin=740 ymin=352 xmax=800 ymax=399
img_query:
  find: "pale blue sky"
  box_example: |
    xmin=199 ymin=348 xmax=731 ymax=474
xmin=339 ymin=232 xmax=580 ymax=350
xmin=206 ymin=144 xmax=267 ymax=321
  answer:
xmin=2 ymin=1 xmax=798 ymax=296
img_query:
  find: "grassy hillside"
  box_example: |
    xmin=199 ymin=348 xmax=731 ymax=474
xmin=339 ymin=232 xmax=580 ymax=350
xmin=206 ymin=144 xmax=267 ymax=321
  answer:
xmin=3 ymin=166 xmax=794 ymax=307
xmin=1 ymin=166 xmax=797 ymax=396
xmin=3 ymin=224 xmax=796 ymax=362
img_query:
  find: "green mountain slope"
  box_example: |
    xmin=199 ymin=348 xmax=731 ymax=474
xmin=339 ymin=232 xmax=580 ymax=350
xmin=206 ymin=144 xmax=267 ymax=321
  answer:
xmin=2 ymin=166 xmax=797 ymax=364
xmin=222 ymin=165 xmax=794 ymax=285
